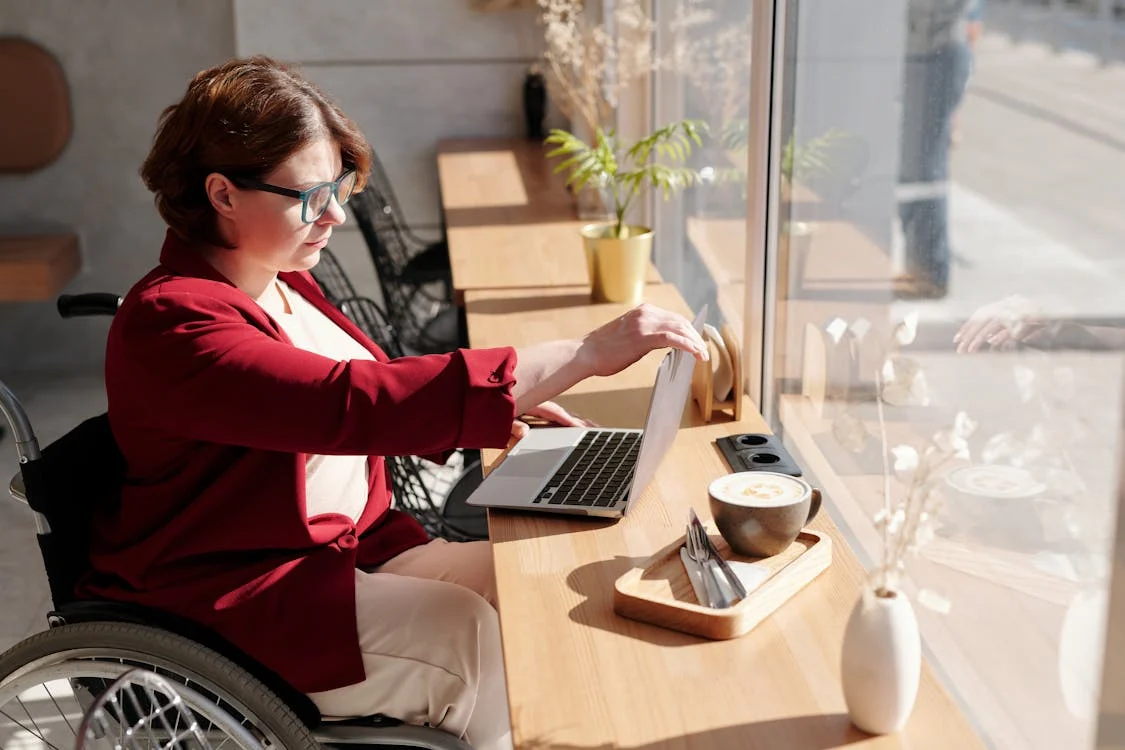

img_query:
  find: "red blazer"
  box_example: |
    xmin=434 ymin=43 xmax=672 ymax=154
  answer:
xmin=79 ymin=230 xmax=517 ymax=693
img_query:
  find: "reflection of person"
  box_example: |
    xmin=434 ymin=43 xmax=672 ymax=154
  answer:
xmin=950 ymin=0 xmax=983 ymax=146
xmin=955 ymin=295 xmax=1124 ymax=352
xmin=895 ymin=0 xmax=974 ymax=300
xmin=78 ymin=57 xmax=707 ymax=750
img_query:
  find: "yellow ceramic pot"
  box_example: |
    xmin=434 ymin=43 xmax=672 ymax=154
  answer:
xmin=579 ymin=223 xmax=653 ymax=305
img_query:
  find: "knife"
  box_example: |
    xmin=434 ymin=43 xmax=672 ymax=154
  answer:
xmin=679 ymin=546 xmax=711 ymax=607
xmin=689 ymin=508 xmax=749 ymax=600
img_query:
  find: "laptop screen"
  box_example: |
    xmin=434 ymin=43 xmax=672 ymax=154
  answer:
xmin=624 ymin=306 xmax=708 ymax=509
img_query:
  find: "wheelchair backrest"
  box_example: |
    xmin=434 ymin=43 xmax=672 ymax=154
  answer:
xmin=19 ymin=413 xmax=125 ymax=608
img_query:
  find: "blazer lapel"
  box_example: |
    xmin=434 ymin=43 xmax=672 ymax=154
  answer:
xmin=157 ymin=230 xmax=390 ymax=363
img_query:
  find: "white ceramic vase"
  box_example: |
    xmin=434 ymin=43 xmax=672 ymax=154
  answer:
xmin=840 ymin=585 xmax=922 ymax=734
xmin=1058 ymin=587 xmax=1109 ymax=719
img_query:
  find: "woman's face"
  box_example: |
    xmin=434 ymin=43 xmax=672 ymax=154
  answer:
xmin=227 ymin=137 xmax=346 ymax=274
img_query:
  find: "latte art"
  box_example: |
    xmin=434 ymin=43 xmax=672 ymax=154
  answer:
xmin=711 ymin=472 xmax=807 ymax=507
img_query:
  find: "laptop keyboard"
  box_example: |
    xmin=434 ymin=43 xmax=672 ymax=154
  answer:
xmin=533 ymin=430 xmax=642 ymax=508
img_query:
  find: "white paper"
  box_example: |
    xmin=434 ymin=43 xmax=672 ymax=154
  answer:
xmin=727 ymin=559 xmax=773 ymax=594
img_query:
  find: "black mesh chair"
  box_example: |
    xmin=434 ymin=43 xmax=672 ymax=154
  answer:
xmin=365 ymin=149 xmax=452 ymax=299
xmin=349 ymin=168 xmax=463 ymax=355
xmin=311 ymin=249 xmax=487 ymax=541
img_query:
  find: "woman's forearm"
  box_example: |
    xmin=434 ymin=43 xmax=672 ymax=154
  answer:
xmin=511 ymin=339 xmax=591 ymax=415
xmin=507 ymin=303 xmax=708 ymax=416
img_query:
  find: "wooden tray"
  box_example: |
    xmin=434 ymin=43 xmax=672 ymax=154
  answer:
xmin=613 ymin=529 xmax=832 ymax=639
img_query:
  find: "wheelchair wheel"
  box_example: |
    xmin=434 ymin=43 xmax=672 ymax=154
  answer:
xmin=77 ymin=667 xmax=264 ymax=749
xmin=0 ymin=621 xmax=321 ymax=749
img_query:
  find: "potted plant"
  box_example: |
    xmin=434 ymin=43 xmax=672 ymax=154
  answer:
xmin=536 ymin=0 xmax=713 ymax=222
xmin=545 ymin=120 xmax=706 ymax=304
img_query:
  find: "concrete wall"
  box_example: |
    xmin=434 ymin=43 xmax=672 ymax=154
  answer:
xmin=0 ymin=0 xmax=237 ymax=373
xmin=0 ymin=0 xmax=551 ymax=375
xmin=234 ymin=0 xmax=559 ymax=295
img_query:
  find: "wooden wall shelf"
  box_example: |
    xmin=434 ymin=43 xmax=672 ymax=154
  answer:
xmin=0 ymin=234 xmax=80 ymax=301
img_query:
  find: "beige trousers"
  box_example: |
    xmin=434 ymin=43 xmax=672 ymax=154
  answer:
xmin=307 ymin=539 xmax=512 ymax=750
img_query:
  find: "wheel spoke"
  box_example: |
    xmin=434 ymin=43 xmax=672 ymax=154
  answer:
xmin=44 ymin=679 xmax=79 ymax=741
xmin=130 ymin=684 xmax=161 ymax=749
xmin=172 ymin=682 xmax=185 ymax=741
xmin=14 ymin=695 xmax=65 ymax=750
xmin=150 ymin=683 xmax=183 ymax=750
xmin=2 ymin=705 xmax=64 ymax=749
xmin=0 ymin=634 xmax=303 ymax=748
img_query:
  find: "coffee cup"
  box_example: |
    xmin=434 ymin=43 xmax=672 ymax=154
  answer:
xmin=708 ymin=471 xmax=821 ymax=557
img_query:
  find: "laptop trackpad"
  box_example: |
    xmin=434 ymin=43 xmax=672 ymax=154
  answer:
xmin=496 ymin=446 xmax=571 ymax=478
xmin=466 ymin=428 xmax=588 ymax=510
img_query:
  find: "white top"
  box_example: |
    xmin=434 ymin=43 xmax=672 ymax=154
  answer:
xmin=267 ymin=281 xmax=375 ymax=523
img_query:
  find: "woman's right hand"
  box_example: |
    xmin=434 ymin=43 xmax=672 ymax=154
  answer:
xmin=578 ymin=303 xmax=708 ymax=378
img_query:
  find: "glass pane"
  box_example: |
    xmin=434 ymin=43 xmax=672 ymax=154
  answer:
xmin=651 ymin=0 xmax=754 ymax=338
xmin=769 ymin=1 xmax=1124 ymax=747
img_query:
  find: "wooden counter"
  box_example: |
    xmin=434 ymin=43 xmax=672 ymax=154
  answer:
xmin=438 ymin=138 xmax=660 ymax=304
xmin=464 ymin=283 xmax=984 ymax=750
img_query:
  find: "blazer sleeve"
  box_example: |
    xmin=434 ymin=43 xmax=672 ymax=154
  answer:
xmin=108 ymin=289 xmax=517 ymax=456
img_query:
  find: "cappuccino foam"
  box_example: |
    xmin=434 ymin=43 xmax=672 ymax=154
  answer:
xmin=711 ymin=472 xmax=807 ymax=507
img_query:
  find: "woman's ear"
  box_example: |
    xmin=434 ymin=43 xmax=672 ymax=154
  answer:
xmin=204 ymin=173 xmax=238 ymax=219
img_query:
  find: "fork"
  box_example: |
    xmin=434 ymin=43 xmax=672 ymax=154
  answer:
xmin=685 ymin=522 xmax=725 ymax=608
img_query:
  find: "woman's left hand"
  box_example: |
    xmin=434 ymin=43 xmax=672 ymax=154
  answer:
xmin=508 ymin=419 xmax=530 ymax=448
xmin=523 ymin=400 xmax=598 ymax=428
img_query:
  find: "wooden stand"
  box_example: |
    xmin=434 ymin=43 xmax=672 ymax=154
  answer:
xmin=691 ymin=322 xmax=743 ymax=422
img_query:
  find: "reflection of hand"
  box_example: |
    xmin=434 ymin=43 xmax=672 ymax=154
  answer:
xmin=579 ymin=303 xmax=708 ymax=377
xmin=523 ymin=400 xmax=598 ymax=428
xmin=954 ymin=295 xmax=1047 ymax=353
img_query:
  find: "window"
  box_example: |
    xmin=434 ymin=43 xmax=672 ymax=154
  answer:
xmin=648 ymin=0 xmax=1124 ymax=745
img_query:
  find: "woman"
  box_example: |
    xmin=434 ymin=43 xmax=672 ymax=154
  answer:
xmin=78 ymin=56 xmax=707 ymax=750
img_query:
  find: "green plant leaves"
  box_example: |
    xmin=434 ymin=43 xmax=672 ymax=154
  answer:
xmin=545 ymin=119 xmax=708 ymax=235
xmin=781 ymin=127 xmax=853 ymax=183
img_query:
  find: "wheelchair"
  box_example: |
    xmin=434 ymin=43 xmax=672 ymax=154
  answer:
xmin=0 ymin=294 xmax=472 ymax=749
xmin=77 ymin=667 xmax=266 ymax=749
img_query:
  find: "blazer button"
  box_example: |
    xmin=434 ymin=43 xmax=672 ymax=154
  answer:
xmin=338 ymin=533 xmax=358 ymax=550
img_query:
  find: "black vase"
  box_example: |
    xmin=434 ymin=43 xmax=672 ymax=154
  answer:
xmin=522 ymin=69 xmax=547 ymax=139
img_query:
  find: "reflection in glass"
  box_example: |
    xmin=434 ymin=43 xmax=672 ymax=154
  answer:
xmin=766 ymin=1 xmax=1123 ymax=746
xmin=655 ymin=1 xmax=1121 ymax=743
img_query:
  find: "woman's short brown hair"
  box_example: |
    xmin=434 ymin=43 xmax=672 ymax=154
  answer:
xmin=141 ymin=55 xmax=371 ymax=248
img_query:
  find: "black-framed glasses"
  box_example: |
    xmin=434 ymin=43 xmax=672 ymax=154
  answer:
xmin=232 ymin=169 xmax=358 ymax=224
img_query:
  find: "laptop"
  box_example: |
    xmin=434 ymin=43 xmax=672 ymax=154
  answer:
xmin=466 ymin=308 xmax=706 ymax=519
